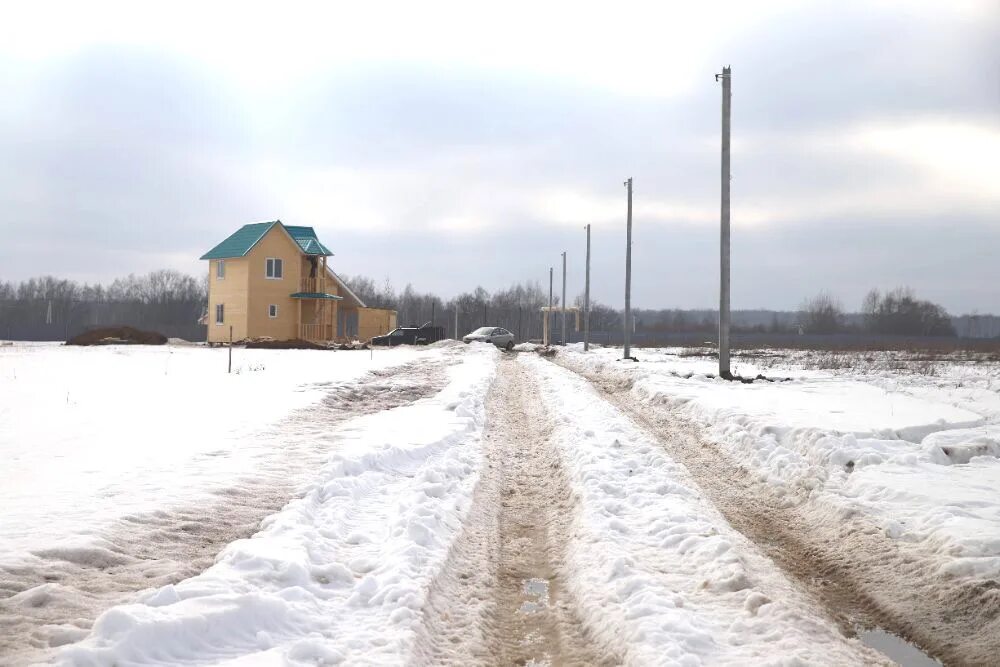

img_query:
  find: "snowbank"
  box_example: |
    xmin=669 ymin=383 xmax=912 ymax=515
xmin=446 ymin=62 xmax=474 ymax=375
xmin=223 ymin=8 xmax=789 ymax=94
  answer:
xmin=524 ymin=355 xmax=875 ymax=664
xmin=560 ymin=346 xmax=1000 ymax=580
xmin=59 ymin=345 xmax=499 ymax=664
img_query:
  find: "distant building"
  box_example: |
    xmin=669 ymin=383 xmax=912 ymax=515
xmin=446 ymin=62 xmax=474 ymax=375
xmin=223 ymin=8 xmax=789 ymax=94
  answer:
xmin=200 ymin=220 xmax=396 ymax=343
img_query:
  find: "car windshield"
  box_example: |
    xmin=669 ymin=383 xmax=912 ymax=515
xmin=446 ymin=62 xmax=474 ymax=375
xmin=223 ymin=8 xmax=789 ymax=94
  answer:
xmin=470 ymin=327 xmax=493 ymax=335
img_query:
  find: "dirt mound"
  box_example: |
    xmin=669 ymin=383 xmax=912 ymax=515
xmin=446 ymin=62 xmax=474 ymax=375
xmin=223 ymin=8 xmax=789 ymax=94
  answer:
xmin=244 ymin=339 xmax=331 ymax=350
xmin=67 ymin=326 xmax=167 ymax=346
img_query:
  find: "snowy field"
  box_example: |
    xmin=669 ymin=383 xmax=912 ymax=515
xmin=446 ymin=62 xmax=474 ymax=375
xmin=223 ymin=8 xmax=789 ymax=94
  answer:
xmin=0 ymin=342 xmax=467 ymax=664
xmin=0 ymin=343 xmax=429 ymax=556
xmin=60 ymin=343 xmax=499 ymax=665
xmin=2 ymin=340 xmax=997 ymax=665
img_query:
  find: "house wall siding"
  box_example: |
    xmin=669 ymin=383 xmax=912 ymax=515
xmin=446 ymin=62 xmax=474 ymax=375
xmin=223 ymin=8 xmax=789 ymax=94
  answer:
xmin=207 ymin=258 xmax=249 ymax=343
xmin=357 ymin=308 xmax=397 ymax=341
xmin=246 ymin=227 xmax=302 ymax=341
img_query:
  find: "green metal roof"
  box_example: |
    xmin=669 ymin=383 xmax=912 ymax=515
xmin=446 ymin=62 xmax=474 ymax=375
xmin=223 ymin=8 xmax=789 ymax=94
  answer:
xmin=200 ymin=221 xmax=332 ymax=260
xmin=285 ymin=225 xmax=333 ymax=256
xmin=200 ymin=221 xmax=277 ymax=260
xmin=290 ymin=292 xmax=343 ymax=300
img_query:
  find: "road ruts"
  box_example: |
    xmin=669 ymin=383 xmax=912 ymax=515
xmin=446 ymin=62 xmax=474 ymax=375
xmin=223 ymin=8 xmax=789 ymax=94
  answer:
xmin=412 ymin=354 xmax=617 ymax=666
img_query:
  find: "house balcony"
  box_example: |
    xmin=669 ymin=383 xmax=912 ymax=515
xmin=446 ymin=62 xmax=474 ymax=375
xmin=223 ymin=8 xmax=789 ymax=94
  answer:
xmin=300 ymin=277 xmax=328 ymax=293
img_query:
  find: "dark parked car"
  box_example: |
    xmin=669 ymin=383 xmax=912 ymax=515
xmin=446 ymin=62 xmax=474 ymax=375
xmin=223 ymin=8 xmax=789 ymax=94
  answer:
xmin=370 ymin=324 xmax=445 ymax=347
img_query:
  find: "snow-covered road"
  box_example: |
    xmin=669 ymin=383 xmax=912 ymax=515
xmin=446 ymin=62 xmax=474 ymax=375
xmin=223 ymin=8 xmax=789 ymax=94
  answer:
xmin=3 ymin=342 xmax=996 ymax=665
xmin=520 ymin=355 xmax=882 ymax=664
xmin=414 ymin=353 xmax=611 ymax=665
xmin=554 ymin=345 xmax=1000 ymax=665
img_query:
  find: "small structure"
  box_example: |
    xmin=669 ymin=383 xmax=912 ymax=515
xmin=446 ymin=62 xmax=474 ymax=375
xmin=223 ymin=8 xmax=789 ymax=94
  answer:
xmin=200 ymin=220 xmax=396 ymax=344
xmin=540 ymin=306 xmax=581 ymax=346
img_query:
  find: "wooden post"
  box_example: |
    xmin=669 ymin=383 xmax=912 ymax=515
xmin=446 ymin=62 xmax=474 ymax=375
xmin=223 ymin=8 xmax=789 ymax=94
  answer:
xmin=228 ymin=325 xmax=232 ymax=374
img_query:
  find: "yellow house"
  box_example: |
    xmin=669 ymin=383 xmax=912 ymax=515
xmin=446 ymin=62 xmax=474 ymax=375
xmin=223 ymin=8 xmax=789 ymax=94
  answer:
xmin=200 ymin=220 xmax=396 ymax=344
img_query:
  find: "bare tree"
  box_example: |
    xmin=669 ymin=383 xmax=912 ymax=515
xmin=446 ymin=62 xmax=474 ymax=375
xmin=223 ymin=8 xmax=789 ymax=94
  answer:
xmin=862 ymin=286 xmax=956 ymax=336
xmin=800 ymin=291 xmax=844 ymax=334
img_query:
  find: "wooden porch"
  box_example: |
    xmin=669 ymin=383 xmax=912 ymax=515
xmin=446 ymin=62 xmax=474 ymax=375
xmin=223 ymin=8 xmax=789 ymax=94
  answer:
xmin=294 ymin=291 xmax=341 ymax=343
xmin=299 ymin=322 xmax=335 ymax=342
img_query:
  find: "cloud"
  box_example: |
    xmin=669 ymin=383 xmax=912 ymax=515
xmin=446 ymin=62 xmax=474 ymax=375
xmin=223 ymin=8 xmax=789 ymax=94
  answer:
xmin=0 ymin=1 xmax=997 ymax=314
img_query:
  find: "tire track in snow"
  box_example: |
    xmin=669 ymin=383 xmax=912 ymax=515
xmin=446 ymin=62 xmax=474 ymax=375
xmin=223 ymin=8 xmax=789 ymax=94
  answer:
xmin=412 ymin=354 xmax=616 ymax=666
xmin=0 ymin=360 xmax=452 ymax=666
xmin=553 ymin=355 xmax=999 ymax=667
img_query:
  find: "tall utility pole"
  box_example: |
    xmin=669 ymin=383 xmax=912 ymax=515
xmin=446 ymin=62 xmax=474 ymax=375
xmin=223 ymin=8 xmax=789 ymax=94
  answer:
xmin=454 ymin=308 xmax=459 ymax=339
xmin=548 ymin=267 xmax=554 ymax=345
xmin=623 ymin=177 xmax=633 ymax=360
xmin=717 ymin=66 xmax=732 ymax=378
xmin=561 ymin=251 xmax=567 ymax=345
xmin=584 ymin=224 xmax=591 ymax=351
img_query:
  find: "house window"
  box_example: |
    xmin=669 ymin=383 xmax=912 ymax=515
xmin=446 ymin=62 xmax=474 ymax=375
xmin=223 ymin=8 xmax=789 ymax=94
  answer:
xmin=216 ymin=259 xmax=225 ymax=279
xmin=215 ymin=303 xmax=224 ymax=325
xmin=266 ymin=258 xmax=283 ymax=279
xmin=268 ymin=304 xmax=278 ymax=318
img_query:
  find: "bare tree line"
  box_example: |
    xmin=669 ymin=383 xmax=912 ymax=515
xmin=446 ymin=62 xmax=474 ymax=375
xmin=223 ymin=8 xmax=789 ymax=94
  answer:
xmin=339 ymin=274 xmax=634 ymax=342
xmin=799 ymin=287 xmax=960 ymax=336
xmin=0 ymin=271 xmax=207 ymax=341
xmin=344 ymin=277 xmax=998 ymax=340
xmin=343 ymin=276 xmax=552 ymax=341
xmin=2 ymin=271 xmax=997 ymax=342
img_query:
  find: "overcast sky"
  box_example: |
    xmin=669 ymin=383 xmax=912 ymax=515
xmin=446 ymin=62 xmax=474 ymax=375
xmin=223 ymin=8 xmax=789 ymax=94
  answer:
xmin=1 ymin=1 xmax=997 ymax=313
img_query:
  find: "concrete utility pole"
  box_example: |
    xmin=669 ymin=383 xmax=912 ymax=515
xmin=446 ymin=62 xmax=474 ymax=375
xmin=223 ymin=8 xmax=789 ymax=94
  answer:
xmin=561 ymin=251 xmax=567 ymax=345
xmin=548 ymin=267 xmax=554 ymax=345
xmin=623 ymin=177 xmax=633 ymax=360
xmin=717 ymin=66 xmax=732 ymax=378
xmin=454 ymin=308 xmax=459 ymax=339
xmin=584 ymin=224 xmax=591 ymax=351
